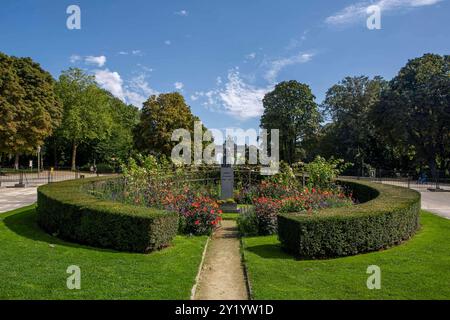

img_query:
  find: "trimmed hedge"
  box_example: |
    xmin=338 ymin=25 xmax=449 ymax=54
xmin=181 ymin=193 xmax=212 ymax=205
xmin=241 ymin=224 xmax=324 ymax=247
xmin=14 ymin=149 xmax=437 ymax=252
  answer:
xmin=278 ymin=179 xmax=421 ymax=258
xmin=37 ymin=177 xmax=178 ymax=253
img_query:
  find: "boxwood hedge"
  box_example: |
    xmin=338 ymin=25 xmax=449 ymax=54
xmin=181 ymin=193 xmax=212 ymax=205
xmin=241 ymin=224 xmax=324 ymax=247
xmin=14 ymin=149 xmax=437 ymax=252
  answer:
xmin=278 ymin=179 xmax=421 ymax=258
xmin=37 ymin=177 xmax=178 ymax=253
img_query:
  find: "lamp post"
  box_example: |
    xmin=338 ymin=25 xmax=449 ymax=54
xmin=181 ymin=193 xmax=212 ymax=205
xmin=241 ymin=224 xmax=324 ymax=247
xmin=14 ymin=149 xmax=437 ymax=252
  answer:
xmin=37 ymin=146 xmax=41 ymax=173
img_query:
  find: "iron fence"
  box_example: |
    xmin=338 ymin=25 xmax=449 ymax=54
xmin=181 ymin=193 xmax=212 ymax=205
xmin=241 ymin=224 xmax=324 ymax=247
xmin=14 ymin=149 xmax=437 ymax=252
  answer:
xmin=0 ymin=169 xmax=100 ymax=188
xmin=341 ymin=169 xmax=450 ymax=191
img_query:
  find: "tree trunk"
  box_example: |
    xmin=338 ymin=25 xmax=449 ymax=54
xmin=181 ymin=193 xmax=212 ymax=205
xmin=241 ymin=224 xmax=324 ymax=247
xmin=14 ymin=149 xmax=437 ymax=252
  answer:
xmin=14 ymin=153 xmax=20 ymax=170
xmin=71 ymin=142 xmax=78 ymax=171
xmin=429 ymin=158 xmax=437 ymax=182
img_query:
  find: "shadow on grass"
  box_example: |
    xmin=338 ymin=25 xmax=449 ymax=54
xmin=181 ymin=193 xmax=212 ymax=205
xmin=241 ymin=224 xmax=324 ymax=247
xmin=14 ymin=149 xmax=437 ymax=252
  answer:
xmin=245 ymin=243 xmax=295 ymax=260
xmin=3 ymin=208 xmax=119 ymax=254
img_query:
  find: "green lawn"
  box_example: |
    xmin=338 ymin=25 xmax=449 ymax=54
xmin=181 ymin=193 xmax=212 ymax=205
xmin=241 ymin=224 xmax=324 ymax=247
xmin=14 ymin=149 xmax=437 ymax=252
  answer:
xmin=242 ymin=211 xmax=450 ymax=300
xmin=0 ymin=206 xmax=207 ymax=300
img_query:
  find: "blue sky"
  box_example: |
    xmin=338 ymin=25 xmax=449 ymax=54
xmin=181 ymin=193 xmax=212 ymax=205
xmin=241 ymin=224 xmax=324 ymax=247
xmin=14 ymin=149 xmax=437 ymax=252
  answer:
xmin=1 ymin=0 xmax=449 ymax=138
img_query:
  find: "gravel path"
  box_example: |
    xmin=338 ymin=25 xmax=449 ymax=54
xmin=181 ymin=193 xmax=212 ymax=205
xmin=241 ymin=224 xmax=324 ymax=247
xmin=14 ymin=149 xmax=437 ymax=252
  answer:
xmin=194 ymin=220 xmax=249 ymax=300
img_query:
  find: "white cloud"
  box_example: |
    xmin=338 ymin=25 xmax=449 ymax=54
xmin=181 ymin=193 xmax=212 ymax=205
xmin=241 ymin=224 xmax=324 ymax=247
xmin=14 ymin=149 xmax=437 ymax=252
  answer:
xmin=325 ymin=0 xmax=443 ymax=25
xmin=264 ymin=52 xmax=314 ymax=83
xmin=69 ymin=54 xmax=81 ymax=63
xmin=246 ymin=52 xmax=256 ymax=60
xmin=164 ymin=40 xmax=172 ymax=45
xmin=94 ymin=69 xmax=158 ymax=108
xmin=174 ymin=82 xmax=184 ymax=90
xmin=218 ymin=69 xmax=271 ymax=120
xmin=175 ymin=10 xmax=189 ymax=16
xmin=94 ymin=69 xmax=125 ymax=100
xmin=125 ymin=74 xmax=159 ymax=107
xmin=118 ymin=51 xmax=128 ymax=55
xmin=85 ymin=55 xmax=107 ymax=67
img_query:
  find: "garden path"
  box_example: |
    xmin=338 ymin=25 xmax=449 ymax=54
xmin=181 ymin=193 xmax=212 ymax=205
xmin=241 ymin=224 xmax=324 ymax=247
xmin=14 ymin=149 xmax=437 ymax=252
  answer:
xmin=194 ymin=219 xmax=249 ymax=300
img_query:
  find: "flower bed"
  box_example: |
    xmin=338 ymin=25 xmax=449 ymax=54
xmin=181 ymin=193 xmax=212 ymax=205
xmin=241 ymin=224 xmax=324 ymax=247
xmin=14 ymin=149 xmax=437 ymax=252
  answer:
xmin=277 ymin=179 xmax=421 ymax=258
xmin=237 ymin=179 xmax=354 ymax=236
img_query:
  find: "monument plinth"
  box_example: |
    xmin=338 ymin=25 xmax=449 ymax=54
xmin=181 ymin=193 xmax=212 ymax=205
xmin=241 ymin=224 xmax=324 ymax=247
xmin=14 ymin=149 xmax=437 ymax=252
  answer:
xmin=220 ymin=141 xmax=239 ymax=213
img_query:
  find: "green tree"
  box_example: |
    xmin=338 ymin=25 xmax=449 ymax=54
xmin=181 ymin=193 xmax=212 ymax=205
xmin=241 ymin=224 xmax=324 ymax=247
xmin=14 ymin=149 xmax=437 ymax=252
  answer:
xmin=56 ymin=68 xmax=113 ymax=170
xmin=322 ymin=76 xmax=388 ymax=174
xmin=91 ymin=93 xmax=140 ymax=165
xmin=0 ymin=52 xmax=62 ymax=169
xmin=372 ymin=54 xmax=450 ymax=177
xmin=261 ymin=81 xmax=321 ymax=164
xmin=134 ymin=92 xmax=205 ymax=158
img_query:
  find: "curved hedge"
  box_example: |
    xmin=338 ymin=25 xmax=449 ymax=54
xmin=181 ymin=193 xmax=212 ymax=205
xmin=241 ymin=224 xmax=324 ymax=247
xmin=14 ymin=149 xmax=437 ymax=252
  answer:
xmin=278 ymin=179 xmax=421 ymax=258
xmin=37 ymin=177 xmax=178 ymax=253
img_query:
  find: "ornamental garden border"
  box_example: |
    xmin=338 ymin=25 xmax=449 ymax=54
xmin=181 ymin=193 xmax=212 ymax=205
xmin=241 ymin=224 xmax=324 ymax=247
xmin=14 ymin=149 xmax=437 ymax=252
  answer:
xmin=277 ymin=179 xmax=421 ymax=258
xmin=37 ymin=176 xmax=178 ymax=253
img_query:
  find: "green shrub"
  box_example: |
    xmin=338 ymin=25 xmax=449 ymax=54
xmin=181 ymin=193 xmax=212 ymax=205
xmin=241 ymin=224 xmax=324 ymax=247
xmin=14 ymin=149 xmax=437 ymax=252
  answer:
xmin=277 ymin=179 xmax=421 ymax=258
xmin=302 ymin=156 xmax=351 ymax=190
xmin=237 ymin=207 xmax=259 ymax=236
xmin=37 ymin=177 xmax=178 ymax=253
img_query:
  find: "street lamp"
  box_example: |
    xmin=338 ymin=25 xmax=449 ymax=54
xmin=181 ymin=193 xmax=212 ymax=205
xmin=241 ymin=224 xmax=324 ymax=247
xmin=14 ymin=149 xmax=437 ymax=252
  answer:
xmin=37 ymin=146 xmax=41 ymax=173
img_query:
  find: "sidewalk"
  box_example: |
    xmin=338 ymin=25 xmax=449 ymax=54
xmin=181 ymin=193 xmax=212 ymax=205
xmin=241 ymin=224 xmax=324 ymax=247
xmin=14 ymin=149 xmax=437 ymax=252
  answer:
xmin=0 ymin=187 xmax=37 ymax=213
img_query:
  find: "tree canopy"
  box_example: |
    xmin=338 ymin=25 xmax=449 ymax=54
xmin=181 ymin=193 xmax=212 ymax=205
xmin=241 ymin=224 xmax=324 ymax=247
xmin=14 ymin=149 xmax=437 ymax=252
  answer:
xmin=261 ymin=80 xmax=321 ymax=164
xmin=0 ymin=52 xmax=62 ymax=167
xmin=371 ymin=53 xmax=450 ymax=175
xmin=134 ymin=92 xmax=205 ymax=158
xmin=321 ymin=76 xmax=388 ymax=173
xmin=55 ymin=68 xmax=113 ymax=170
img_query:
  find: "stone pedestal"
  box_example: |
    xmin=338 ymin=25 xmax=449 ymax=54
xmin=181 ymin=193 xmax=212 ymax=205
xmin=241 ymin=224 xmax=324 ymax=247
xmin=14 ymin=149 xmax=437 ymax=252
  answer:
xmin=220 ymin=166 xmax=238 ymax=213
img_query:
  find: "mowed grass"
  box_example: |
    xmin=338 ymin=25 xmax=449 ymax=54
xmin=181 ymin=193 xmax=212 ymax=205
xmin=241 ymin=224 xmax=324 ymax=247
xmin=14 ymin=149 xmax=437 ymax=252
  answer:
xmin=0 ymin=206 xmax=207 ymax=300
xmin=242 ymin=212 xmax=450 ymax=300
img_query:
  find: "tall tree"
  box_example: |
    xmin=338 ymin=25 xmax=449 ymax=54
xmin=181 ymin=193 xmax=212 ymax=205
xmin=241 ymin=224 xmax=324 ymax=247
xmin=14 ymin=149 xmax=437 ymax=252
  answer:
xmin=372 ymin=53 xmax=450 ymax=177
xmin=134 ymin=92 xmax=205 ymax=158
xmin=91 ymin=93 xmax=140 ymax=164
xmin=0 ymin=52 xmax=62 ymax=168
xmin=56 ymin=68 xmax=113 ymax=170
xmin=261 ymin=81 xmax=321 ymax=164
xmin=322 ymin=76 xmax=388 ymax=173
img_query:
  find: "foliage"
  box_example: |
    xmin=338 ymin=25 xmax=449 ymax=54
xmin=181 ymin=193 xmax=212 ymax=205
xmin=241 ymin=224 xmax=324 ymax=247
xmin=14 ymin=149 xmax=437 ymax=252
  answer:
xmin=133 ymin=92 xmax=208 ymax=158
xmin=277 ymin=179 xmax=421 ymax=258
xmin=371 ymin=53 xmax=450 ymax=176
xmin=320 ymin=76 xmax=388 ymax=172
xmin=0 ymin=52 xmax=62 ymax=165
xmin=261 ymin=81 xmax=321 ymax=164
xmin=302 ymin=156 xmax=351 ymax=189
xmin=36 ymin=177 xmax=179 ymax=253
xmin=115 ymin=155 xmax=222 ymax=235
xmin=237 ymin=207 xmax=259 ymax=236
xmin=253 ymin=197 xmax=281 ymax=235
xmin=90 ymin=94 xmax=139 ymax=165
xmin=176 ymin=196 xmax=222 ymax=235
xmin=55 ymin=68 xmax=113 ymax=170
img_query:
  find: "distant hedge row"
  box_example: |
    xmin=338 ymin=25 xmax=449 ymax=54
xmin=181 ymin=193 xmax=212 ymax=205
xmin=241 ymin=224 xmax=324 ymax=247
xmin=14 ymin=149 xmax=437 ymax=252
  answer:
xmin=278 ymin=179 xmax=421 ymax=258
xmin=37 ymin=177 xmax=178 ymax=253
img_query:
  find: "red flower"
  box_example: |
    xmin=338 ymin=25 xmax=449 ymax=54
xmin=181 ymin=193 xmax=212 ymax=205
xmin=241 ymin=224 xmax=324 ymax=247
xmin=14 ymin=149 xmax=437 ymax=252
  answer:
xmin=195 ymin=220 xmax=200 ymax=225
xmin=192 ymin=202 xmax=200 ymax=208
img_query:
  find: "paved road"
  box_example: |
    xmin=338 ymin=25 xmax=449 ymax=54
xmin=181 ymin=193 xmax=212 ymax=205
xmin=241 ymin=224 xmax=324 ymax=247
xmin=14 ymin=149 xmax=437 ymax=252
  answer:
xmin=0 ymin=187 xmax=37 ymax=213
xmin=420 ymin=191 xmax=450 ymax=219
xmin=0 ymin=171 xmax=101 ymax=213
